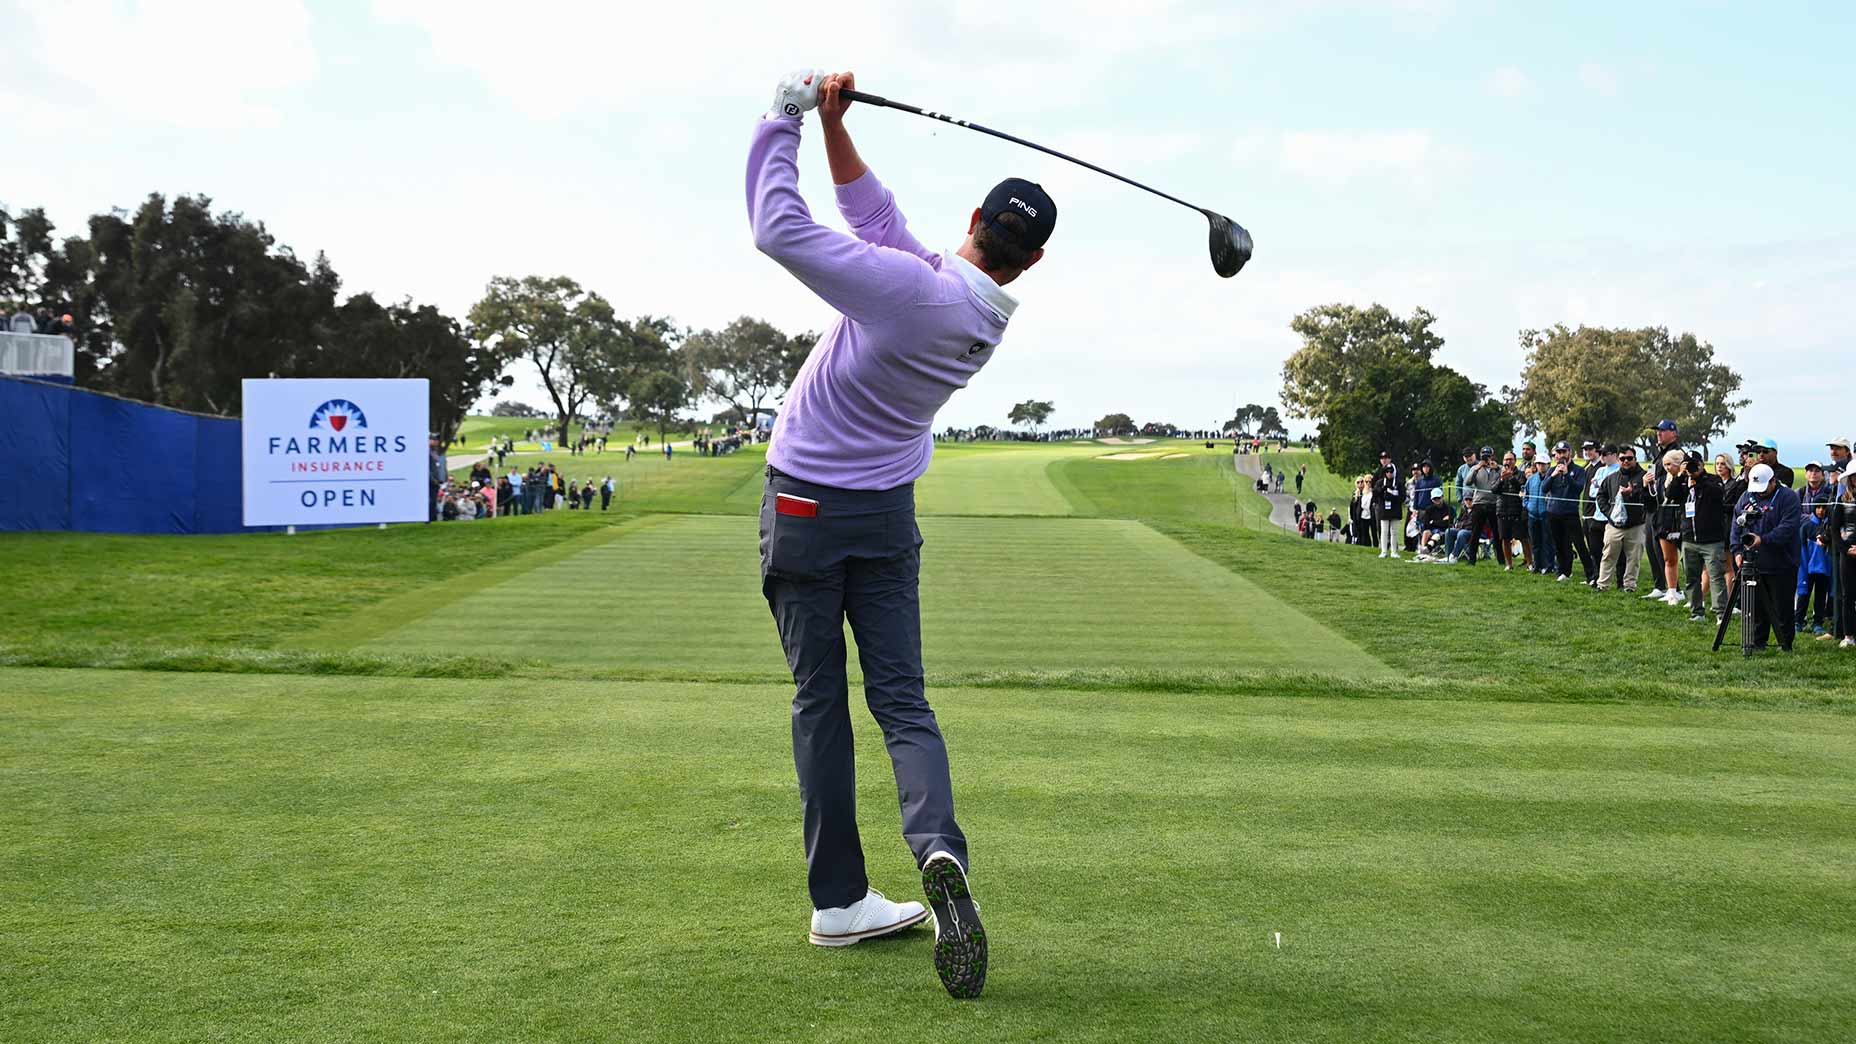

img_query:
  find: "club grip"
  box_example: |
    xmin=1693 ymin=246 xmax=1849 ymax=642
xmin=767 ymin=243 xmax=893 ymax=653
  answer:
xmin=839 ymin=88 xmax=887 ymax=106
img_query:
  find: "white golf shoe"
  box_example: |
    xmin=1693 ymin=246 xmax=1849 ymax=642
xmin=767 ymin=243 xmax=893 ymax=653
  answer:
xmin=808 ymin=888 xmax=929 ymax=947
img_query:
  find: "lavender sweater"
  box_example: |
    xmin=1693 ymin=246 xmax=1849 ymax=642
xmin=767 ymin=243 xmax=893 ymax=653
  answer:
xmin=747 ymin=114 xmax=1019 ymax=491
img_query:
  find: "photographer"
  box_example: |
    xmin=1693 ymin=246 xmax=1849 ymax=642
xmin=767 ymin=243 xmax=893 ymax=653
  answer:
xmin=1673 ymin=450 xmax=1728 ymax=621
xmin=1462 ymin=447 xmax=1502 ymax=565
xmin=1544 ymin=440 xmax=1590 ymax=583
xmin=1729 ymin=463 xmax=1803 ymax=652
xmin=1596 ymin=446 xmax=1653 ymax=592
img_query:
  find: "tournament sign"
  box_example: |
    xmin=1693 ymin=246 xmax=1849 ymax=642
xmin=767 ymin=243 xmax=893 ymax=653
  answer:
xmin=241 ymin=378 xmax=429 ymax=526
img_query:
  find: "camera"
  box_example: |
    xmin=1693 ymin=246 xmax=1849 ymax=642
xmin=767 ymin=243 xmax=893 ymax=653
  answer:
xmin=1737 ymin=502 xmax=1764 ymax=551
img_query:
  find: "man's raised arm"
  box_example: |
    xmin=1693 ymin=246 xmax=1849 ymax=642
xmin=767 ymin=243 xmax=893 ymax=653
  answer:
xmin=815 ymin=71 xmax=934 ymax=262
xmin=746 ymin=70 xmax=933 ymax=324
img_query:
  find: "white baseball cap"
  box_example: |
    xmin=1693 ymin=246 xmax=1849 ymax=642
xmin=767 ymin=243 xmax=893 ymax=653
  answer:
xmin=1830 ymin=436 xmax=1853 ymax=450
xmin=1747 ymin=463 xmax=1775 ymax=493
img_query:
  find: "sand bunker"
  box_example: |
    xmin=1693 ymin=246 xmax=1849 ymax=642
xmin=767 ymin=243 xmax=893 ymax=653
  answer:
xmin=1097 ymin=437 xmax=1156 ymax=445
xmin=1160 ymin=453 xmax=1190 ymax=459
xmin=1097 ymin=452 xmax=1163 ymax=461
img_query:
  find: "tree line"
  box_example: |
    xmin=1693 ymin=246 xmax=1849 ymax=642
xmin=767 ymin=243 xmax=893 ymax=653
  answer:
xmin=1 ymin=197 xmax=817 ymax=443
xmin=1279 ymin=303 xmax=1746 ymax=476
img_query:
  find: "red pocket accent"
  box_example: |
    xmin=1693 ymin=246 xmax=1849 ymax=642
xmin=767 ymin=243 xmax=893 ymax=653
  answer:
xmin=775 ymin=493 xmax=819 ymax=518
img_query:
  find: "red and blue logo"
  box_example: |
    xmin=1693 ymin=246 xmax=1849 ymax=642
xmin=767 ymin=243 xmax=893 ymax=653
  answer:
xmin=309 ymin=399 xmax=367 ymax=432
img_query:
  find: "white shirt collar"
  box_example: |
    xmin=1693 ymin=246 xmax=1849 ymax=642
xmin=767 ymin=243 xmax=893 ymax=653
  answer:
xmin=942 ymin=249 xmax=1018 ymax=321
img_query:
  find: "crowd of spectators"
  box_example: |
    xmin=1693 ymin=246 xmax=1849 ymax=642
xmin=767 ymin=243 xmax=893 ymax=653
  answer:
xmin=1334 ymin=422 xmax=1856 ymax=654
xmin=7 ymin=304 xmax=75 ymax=336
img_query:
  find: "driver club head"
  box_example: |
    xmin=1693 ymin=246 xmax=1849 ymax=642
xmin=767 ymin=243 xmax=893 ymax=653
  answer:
xmin=1204 ymin=210 xmax=1252 ymax=278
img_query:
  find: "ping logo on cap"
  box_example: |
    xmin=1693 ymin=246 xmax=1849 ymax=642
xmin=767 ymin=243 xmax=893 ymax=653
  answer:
xmin=1008 ymin=197 xmax=1037 ymax=218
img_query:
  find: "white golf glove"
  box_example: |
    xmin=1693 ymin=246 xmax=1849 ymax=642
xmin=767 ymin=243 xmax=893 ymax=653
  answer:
xmin=770 ymin=68 xmax=823 ymax=119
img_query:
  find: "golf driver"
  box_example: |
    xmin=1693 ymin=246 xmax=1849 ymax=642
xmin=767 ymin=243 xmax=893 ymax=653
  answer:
xmin=838 ymin=88 xmax=1253 ymax=278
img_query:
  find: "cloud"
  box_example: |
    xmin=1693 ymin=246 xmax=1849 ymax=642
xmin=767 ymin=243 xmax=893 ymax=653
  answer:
xmin=1485 ymin=66 xmax=1538 ymax=99
xmin=10 ymin=0 xmax=316 ymax=129
xmin=1277 ymin=130 xmax=1466 ymax=187
xmin=1578 ymin=61 xmax=1618 ymax=97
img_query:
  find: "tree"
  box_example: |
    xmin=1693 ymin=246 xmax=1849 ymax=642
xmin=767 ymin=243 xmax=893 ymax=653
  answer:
xmin=1096 ymin=412 xmax=1134 ymax=436
xmin=1283 ymin=302 xmax=1512 ymax=475
xmin=685 ymin=316 xmax=809 ymax=422
xmin=1281 ymin=304 xmax=1444 ymax=424
xmin=1007 ymin=399 xmax=1054 ymax=432
xmin=1505 ymin=325 xmax=1747 ymax=448
xmin=629 ymin=369 xmax=690 ymax=441
xmin=491 ymin=400 xmax=546 ymax=418
xmin=318 ymin=295 xmax=509 ymax=442
xmin=468 ymin=275 xmax=627 ymax=446
xmin=1225 ymin=403 xmax=1267 ymax=435
xmin=1256 ymin=406 xmax=1287 ymax=438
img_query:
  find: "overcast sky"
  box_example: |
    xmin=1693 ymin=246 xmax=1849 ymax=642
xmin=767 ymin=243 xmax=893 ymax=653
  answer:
xmin=4 ymin=0 xmax=1851 ymax=457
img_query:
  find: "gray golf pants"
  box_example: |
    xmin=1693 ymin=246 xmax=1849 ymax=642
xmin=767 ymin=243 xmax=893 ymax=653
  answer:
xmin=1685 ymin=540 xmax=1728 ymax=615
xmin=759 ymin=467 xmax=967 ymax=910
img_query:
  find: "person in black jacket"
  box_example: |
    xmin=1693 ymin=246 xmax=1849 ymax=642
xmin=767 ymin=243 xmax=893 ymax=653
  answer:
xmin=1731 ymin=464 xmax=1803 ymax=652
xmin=1544 ymin=440 xmax=1590 ymax=582
xmin=1596 ymin=447 xmax=1654 ymax=592
xmin=1493 ymin=453 xmax=1527 ymax=571
xmin=1672 ymin=451 xmax=1729 ymax=619
xmin=1372 ymin=454 xmax=1403 ymax=559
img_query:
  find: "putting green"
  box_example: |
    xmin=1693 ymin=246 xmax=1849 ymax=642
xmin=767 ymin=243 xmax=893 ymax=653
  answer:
xmin=333 ymin=514 xmax=1384 ymax=680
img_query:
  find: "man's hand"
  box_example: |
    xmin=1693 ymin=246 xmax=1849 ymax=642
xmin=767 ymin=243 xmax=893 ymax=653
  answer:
xmin=770 ymin=68 xmax=823 ymax=118
xmin=1746 ymin=533 xmax=1761 ymax=548
xmin=817 ymin=71 xmax=856 ymax=124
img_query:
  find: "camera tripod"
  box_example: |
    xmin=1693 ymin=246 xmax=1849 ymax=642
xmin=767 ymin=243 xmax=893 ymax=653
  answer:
xmin=1712 ymin=550 xmax=1762 ymax=655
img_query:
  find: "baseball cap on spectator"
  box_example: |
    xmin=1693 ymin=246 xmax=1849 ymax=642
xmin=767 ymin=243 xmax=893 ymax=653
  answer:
xmin=1806 ymin=461 xmax=1823 ymax=471
xmin=1581 ymin=439 xmax=1596 ymax=449
xmin=1828 ymin=436 xmax=1852 ymax=450
xmin=1553 ymin=440 xmax=1571 ymax=452
xmin=1747 ymin=463 xmax=1775 ymax=493
xmin=1655 ymin=419 xmax=1678 ymax=432
xmin=1759 ymin=438 xmax=1778 ymax=450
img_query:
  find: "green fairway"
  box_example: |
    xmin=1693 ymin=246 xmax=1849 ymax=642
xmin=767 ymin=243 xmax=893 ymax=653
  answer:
xmin=330 ymin=514 xmax=1384 ymax=682
xmin=5 ymin=420 xmax=1856 ymax=1041
xmin=3 ymin=667 xmax=1851 ymax=1042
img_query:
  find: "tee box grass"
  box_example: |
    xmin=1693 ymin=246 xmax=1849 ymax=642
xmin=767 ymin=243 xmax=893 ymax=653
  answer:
xmin=1 ymin=425 xmax=1852 ymax=1041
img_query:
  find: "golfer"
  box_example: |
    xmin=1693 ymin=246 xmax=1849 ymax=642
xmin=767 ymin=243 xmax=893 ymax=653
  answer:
xmin=747 ymin=69 xmax=1054 ymax=1000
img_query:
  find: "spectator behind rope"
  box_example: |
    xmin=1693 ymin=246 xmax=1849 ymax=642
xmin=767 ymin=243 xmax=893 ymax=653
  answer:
xmin=1523 ymin=459 xmax=1556 ymax=577
xmin=1730 ymin=463 xmax=1802 ymax=652
xmin=1670 ymin=450 xmax=1730 ymax=621
xmin=1543 ymin=440 xmax=1589 ymax=583
xmin=1493 ymin=452 xmax=1526 ymax=570
xmin=1596 ymin=445 xmax=1653 ymax=593
xmin=1462 ymin=447 xmax=1501 ymax=565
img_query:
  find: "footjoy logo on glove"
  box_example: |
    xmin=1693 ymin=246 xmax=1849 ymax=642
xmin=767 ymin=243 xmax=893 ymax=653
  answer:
xmin=784 ymin=103 xmax=800 ymax=116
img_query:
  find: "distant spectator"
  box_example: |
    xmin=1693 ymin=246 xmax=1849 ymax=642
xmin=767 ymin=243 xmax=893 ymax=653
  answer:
xmin=1493 ymin=452 xmax=1526 ymax=571
xmin=8 ymin=305 xmax=35 ymax=334
xmin=1798 ymin=501 xmax=1833 ymax=637
xmin=46 ymin=312 xmax=73 ymax=336
xmin=33 ymin=307 xmax=52 ymax=332
xmin=1462 ymin=447 xmax=1501 ymax=565
xmin=1523 ymin=459 xmax=1555 ymax=577
xmin=1800 ymin=462 xmax=1831 ymax=508
xmin=1833 ymin=470 xmax=1856 ymax=648
xmin=1442 ymin=506 xmax=1478 ymax=563
xmin=1755 ymin=439 xmax=1794 ymax=489
xmin=1644 ymin=421 xmax=1685 ymax=604
xmin=1349 ymin=477 xmax=1372 ymax=546
xmin=1583 ymin=445 xmax=1621 ymax=587
xmin=1826 ymin=436 xmax=1852 ymax=478
xmin=1455 ymin=448 xmax=1475 ymax=508
xmin=1596 ymin=445 xmax=1652 ymax=593
xmin=1372 ymin=452 xmax=1403 ymax=559
xmin=601 ymin=476 xmax=614 ymax=510
xmin=1673 ymin=450 xmax=1728 ymax=621
xmin=1730 ymin=463 xmax=1802 ymax=652
xmin=1544 ymin=440 xmax=1590 ymax=583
